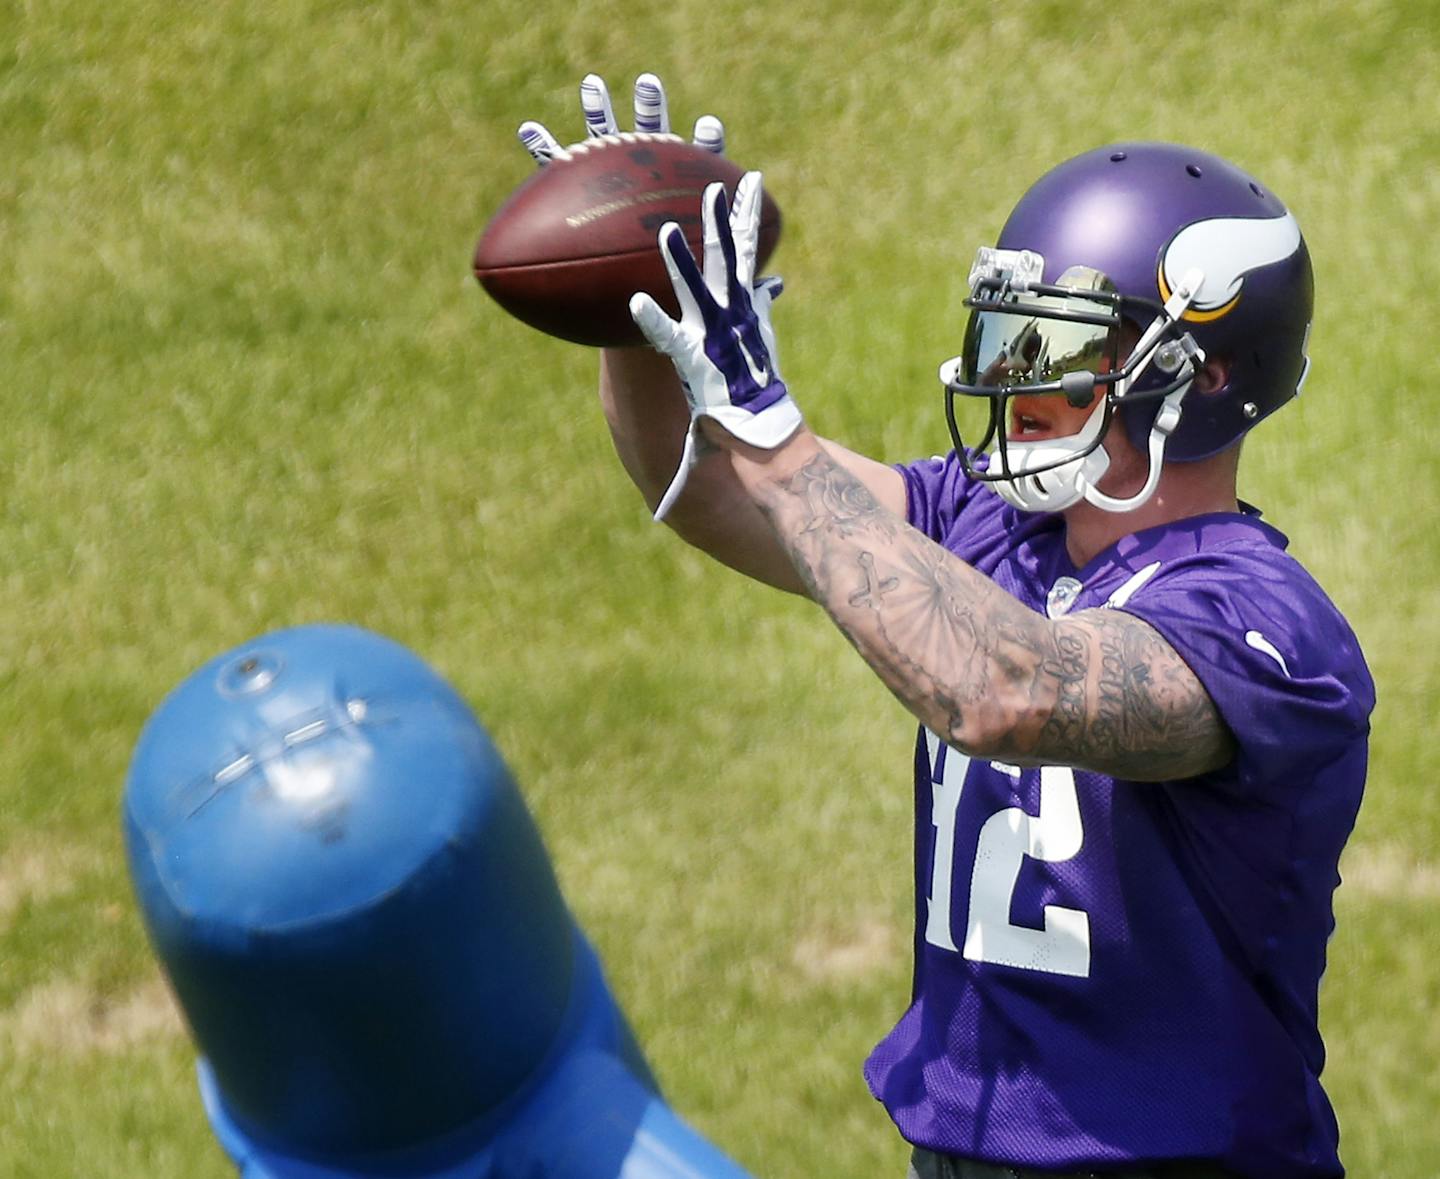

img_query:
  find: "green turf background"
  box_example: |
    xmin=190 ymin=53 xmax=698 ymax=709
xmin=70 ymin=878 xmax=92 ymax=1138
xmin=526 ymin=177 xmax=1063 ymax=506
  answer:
xmin=2 ymin=1 xmax=1437 ymax=1175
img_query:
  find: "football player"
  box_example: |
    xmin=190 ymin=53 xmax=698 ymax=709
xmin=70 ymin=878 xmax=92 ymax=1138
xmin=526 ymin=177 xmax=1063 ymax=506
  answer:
xmin=523 ymin=77 xmax=1373 ymax=1179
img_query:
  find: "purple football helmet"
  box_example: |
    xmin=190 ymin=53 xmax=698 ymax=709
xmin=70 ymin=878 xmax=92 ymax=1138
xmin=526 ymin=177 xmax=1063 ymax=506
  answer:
xmin=939 ymin=142 xmax=1314 ymax=513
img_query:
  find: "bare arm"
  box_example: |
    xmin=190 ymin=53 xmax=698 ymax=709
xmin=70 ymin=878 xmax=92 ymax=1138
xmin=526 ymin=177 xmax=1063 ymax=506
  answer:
xmin=728 ymin=430 xmax=1235 ymax=780
xmin=599 ymin=346 xmax=906 ymax=593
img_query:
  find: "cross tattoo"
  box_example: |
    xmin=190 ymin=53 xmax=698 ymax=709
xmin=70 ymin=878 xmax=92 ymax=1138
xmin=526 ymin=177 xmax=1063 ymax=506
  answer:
xmin=848 ymin=551 xmax=900 ymax=609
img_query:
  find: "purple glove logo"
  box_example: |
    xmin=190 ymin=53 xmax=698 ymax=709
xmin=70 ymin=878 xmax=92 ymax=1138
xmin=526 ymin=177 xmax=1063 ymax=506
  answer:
xmin=732 ymin=327 xmax=769 ymax=387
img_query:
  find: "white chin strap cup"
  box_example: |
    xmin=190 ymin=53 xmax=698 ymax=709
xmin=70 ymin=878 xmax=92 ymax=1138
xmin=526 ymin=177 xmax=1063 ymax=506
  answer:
xmin=992 ymin=399 xmax=1111 ymax=513
xmin=1082 ymin=388 xmax=1186 ymax=513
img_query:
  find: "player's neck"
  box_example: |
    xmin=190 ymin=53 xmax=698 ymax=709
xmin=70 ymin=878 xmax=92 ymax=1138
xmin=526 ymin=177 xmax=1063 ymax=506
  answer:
xmin=1061 ymin=451 xmax=1241 ymax=568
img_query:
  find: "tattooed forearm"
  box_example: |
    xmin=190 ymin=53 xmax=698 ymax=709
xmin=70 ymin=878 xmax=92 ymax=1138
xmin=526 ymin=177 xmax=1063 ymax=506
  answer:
xmin=750 ymin=449 xmax=1233 ymax=782
xmin=754 ymin=451 xmax=1055 ymax=753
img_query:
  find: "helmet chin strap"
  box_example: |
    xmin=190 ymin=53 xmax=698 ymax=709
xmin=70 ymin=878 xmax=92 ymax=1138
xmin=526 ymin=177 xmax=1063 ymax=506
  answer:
xmin=1079 ymin=382 xmax=1188 ymax=513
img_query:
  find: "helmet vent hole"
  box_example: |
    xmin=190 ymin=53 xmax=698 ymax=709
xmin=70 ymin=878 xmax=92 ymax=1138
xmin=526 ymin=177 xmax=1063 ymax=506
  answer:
xmin=1109 ymin=151 xmax=1127 ymax=162
xmin=1249 ymin=181 xmax=1265 ymax=197
xmin=1186 ymin=163 xmax=1203 ymax=178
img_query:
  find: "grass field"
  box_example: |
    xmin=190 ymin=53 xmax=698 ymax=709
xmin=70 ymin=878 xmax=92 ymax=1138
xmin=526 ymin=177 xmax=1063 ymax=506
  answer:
xmin=2 ymin=1 xmax=1438 ymax=1175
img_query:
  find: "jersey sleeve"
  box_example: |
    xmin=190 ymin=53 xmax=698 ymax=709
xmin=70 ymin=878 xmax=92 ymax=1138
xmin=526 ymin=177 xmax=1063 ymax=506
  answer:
xmin=1114 ymin=546 xmax=1374 ymax=794
xmin=895 ymin=450 xmax=987 ymax=542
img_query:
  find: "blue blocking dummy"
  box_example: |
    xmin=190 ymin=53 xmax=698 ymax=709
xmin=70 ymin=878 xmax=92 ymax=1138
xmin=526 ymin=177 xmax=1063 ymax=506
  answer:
xmin=123 ymin=624 xmax=752 ymax=1179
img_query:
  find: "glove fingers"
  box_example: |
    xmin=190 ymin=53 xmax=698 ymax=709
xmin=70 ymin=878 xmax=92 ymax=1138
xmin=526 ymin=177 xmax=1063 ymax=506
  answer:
xmin=633 ymin=73 xmax=669 ymax=133
xmin=701 ymin=182 xmax=733 ymax=307
xmin=703 ymin=183 xmax=742 ymax=308
xmin=753 ymin=275 xmax=785 ymax=369
xmin=629 ymin=292 xmax=680 ymax=354
xmin=580 ymin=74 xmax=617 ymax=136
xmin=692 ymin=115 xmax=725 ymax=154
xmin=517 ymin=121 xmax=561 ymax=165
xmin=657 ymin=222 xmax=710 ymax=325
xmin=730 ymin=171 xmax=763 ymax=288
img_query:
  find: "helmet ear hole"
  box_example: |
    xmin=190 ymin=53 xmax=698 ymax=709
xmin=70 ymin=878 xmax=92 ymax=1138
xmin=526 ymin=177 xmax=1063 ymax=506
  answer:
xmin=1194 ymin=355 xmax=1231 ymax=396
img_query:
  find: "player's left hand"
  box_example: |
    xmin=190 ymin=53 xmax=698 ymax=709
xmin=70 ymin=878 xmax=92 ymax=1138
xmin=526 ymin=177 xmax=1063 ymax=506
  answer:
xmin=631 ymin=173 xmax=803 ymax=520
xmin=518 ymin=73 xmax=726 ymax=164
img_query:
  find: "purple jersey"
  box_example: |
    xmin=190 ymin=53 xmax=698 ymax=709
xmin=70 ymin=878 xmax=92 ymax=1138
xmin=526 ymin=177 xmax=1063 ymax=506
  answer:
xmin=863 ymin=452 xmax=1373 ymax=1179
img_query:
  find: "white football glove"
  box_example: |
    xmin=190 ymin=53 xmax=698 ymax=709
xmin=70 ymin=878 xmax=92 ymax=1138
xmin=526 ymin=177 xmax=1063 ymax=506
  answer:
xmin=517 ymin=73 xmax=725 ymax=164
xmin=630 ymin=172 xmax=802 ymax=521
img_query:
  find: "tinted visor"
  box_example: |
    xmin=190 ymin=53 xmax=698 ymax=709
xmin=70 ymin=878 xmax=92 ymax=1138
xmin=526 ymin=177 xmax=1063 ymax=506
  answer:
xmin=961 ymin=294 xmax=1118 ymax=390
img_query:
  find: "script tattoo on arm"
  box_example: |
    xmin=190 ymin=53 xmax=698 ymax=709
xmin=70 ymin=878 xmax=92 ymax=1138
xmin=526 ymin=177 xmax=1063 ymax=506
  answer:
xmin=1045 ymin=609 xmax=1234 ymax=779
xmin=750 ymin=449 xmax=1234 ymax=781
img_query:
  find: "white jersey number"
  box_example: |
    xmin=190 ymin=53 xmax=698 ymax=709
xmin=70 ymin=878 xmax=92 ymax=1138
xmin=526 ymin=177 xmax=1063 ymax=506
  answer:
xmin=923 ymin=732 xmax=1091 ymax=978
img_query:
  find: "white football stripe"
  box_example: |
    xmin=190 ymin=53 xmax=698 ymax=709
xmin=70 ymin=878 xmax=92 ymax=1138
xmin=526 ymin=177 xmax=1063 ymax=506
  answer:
xmin=1163 ymin=212 xmax=1301 ymax=311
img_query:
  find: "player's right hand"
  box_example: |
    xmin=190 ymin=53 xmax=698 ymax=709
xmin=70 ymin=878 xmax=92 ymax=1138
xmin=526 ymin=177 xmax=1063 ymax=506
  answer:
xmin=517 ymin=73 xmax=726 ymax=165
xmin=632 ymin=173 xmax=801 ymax=521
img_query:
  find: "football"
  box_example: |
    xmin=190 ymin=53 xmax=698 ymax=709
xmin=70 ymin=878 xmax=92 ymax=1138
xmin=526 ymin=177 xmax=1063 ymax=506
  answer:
xmin=473 ymin=133 xmax=782 ymax=347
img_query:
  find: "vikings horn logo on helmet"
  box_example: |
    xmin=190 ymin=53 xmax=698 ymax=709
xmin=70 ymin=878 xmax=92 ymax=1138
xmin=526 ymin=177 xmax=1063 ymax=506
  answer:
xmin=1159 ymin=212 xmax=1303 ymax=322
